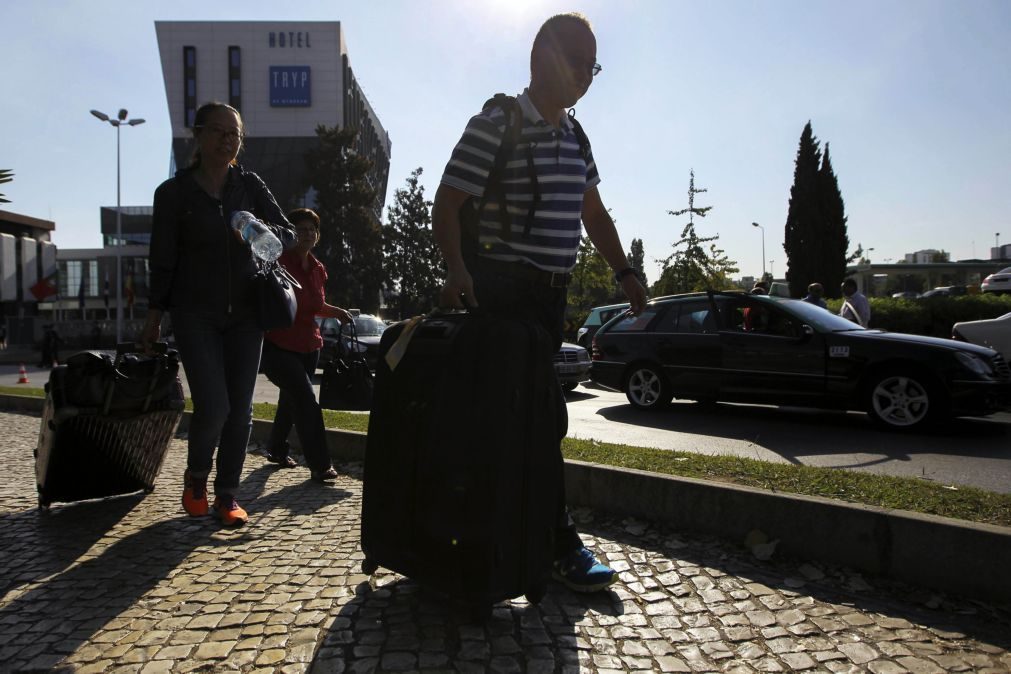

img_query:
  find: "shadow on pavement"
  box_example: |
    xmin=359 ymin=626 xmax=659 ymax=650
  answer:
xmin=309 ymin=573 xmax=610 ymax=672
xmin=0 ymin=493 xmax=143 ymax=599
xmin=0 ymin=457 xmax=352 ymax=671
xmin=597 ymin=399 xmax=1011 ymax=465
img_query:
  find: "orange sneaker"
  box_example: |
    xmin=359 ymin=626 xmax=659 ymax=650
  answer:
xmin=182 ymin=470 xmax=209 ymax=517
xmin=212 ymin=496 xmax=248 ymax=527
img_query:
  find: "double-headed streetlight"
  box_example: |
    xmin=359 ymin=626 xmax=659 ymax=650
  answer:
xmin=90 ymin=108 xmax=145 ymax=344
xmin=751 ymin=222 xmax=766 ymax=280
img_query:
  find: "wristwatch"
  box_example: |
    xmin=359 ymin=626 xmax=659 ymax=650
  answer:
xmin=614 ymin=267 xmax=638 ymax=283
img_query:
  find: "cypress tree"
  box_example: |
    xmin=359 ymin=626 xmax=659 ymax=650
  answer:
xmin=784 ymin=122 xmax=822 ymax=297
xmin=818 ymin=143 xmax=848 ymax=298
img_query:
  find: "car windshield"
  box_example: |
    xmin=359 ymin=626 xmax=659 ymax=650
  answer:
xmin=344 ymin=316 xmax=386 ymax=336
xmin=758 ymin=296 xmax=867 ymax=332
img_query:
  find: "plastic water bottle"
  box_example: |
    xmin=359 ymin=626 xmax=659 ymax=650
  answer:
xmin=231 ymin=211 xmax=282 ymax=262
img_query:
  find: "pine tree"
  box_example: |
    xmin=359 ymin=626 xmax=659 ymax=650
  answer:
xmin=304 ymin=125 xmax=382 ymax=312
xmin=784 ymin=122 xmax=822 ymax=298
xmin=382 ymin=168 xmax=443 ymax=319
xmin=818 ymin=143 xmax=848 ymax=297
xmin=654 ymin=170 xmax=738 ymax=295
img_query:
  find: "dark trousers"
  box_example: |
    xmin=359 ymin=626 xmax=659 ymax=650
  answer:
xmin=259 ymin=341 xmax=332 ymax=473
xmin=470 ymin=260 xmax=583 ymax=560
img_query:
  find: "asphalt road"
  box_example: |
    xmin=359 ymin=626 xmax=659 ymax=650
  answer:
xmin=5 ymin=363 xmax=1010 ymax=494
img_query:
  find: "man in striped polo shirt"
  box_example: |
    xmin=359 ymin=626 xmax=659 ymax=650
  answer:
xmin=433 ymin=12 xmax=647 ymax=593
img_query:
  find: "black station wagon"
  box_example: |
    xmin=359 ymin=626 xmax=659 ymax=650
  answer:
xmin=590 ymin=292 xmax=1011 ymax=430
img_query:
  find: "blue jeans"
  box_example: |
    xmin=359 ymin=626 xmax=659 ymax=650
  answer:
xmin=259 ymin=341 xmax=332 ymax=472
xmin=171 ymin=309 xmax=262 ymax=498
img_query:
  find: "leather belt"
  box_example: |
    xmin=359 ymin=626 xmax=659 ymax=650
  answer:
xmin=481 ymin=258 xmax=571 ymax=288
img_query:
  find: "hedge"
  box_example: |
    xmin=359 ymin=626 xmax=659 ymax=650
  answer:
xmin=824 ymin=295 xmax=1011 ymax=338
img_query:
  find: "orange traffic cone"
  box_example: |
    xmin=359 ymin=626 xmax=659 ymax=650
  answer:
xmin=17 ymin=364 xmax=30 ymax=384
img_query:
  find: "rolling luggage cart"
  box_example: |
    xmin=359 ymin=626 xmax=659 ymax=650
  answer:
xmin=35 ymin=342 xmax=185 ymax=511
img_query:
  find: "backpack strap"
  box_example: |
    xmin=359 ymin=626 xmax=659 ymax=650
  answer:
xmin=567 ymin=108 xmax=592 ymax=162
xmin=478 ymin=94 xmax=528 ymax=241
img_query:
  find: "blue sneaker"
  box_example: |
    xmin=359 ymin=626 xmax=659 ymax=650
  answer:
xmin=552 ymin=547 xmax=619 ymax=592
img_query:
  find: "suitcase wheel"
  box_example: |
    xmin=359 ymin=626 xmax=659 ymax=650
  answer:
xmin=525 ymin=584 xmax=547 ymax=605
xmin=468 ymin=602 xmax=493 ymax=624
xmin=361 ymin=558 xmax=379 ymax=575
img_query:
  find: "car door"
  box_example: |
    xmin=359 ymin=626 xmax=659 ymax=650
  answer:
xmin=653 ymin=298 xmax=722 ymax=398
xmin=715 ymin=296 xmax=827 ymax=404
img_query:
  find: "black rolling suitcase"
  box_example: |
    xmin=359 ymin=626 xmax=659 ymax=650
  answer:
xmin=361 ymin=312 xmax=564 ymax=619
xmin=35 ymin=342 xmax=185 ymax=510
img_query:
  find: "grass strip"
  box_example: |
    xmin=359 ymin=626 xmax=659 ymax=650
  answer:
xmin=5 ymin=387 xmax=1008 ymax=528
xmin=561 ymin=437 xmax=1011 ymax=528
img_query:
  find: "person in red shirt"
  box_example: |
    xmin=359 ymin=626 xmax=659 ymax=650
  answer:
xmin=260 ymin=208 xmax=352 ymax=483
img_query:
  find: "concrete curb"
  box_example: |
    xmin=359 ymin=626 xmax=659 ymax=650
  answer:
xmin=5 ymin=392 xmax=1009 ymax=606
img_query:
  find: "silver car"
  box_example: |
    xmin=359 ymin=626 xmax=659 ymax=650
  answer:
xmin=555 ymin=342 xmax=590 ymax=392
xmin=953 ymin=312 xmax=1011 ymax=361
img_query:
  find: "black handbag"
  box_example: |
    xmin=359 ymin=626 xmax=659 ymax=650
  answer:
xmin=254 ymin=259 xmax=301 ymax=331
xmin=319 ymin=322 xmax=374 ymax=411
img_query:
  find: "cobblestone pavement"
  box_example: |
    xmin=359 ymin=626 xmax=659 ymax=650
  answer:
xmin=1 ymin=411 xmax=1010 ymax=673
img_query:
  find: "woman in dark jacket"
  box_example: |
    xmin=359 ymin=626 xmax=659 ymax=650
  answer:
xmin=141 ymin=102 xmax=294 ymax=526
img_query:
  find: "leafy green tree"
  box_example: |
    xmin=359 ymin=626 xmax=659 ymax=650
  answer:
xmin=626 ymin=238 xmax=648 ymax=287
xmin=654 ymin=170 xmax=738 ymax=295
xmin=784 ymin=124 xmax=849 ymax=299
xmin=382 ymin=168 xmax=443 ymax=319
xmin=0 ymin=169 xmax=13 ymax=204
xmin=568 ymin=234 xmax=620 ymax=327
xmin=304 ymin=125 xmax=382 ymax=312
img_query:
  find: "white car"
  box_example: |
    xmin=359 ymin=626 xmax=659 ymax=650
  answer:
xmin=953 ymin=312 xmax=1011 ymax=361
xmin=981 ymin=266 xmax=1011 ymax=295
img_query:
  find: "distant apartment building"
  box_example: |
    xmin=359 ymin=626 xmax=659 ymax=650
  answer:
xmin=904 ymin=249 xmax=949 ymax=264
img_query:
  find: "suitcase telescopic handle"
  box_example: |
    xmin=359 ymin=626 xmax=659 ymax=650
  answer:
xmin=117 ymin=341 xmax=168 ymax=356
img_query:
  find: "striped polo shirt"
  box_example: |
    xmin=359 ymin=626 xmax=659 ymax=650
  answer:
xmin=440 ymin=89 xmax=600 ymax=273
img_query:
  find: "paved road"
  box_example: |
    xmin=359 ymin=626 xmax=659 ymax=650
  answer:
xmin=565 ymin=384 xmax=1011 ymax=495
xmin=3 ymin=411 xmax=1009 ymax=672
xmin=5 ymin=363 xmax=1010 ymax=494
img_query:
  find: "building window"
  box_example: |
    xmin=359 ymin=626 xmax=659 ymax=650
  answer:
xmin=184 ymin=46 xmax=197 ymax=127
xmin=228 ymin=46 xmax=241 ymax=111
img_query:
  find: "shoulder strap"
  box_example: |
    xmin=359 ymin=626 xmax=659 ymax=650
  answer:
xmin=478 ymin=94 xmax=525 ymax=241
xmin=567 ymin=108 xmax=592 ymax=162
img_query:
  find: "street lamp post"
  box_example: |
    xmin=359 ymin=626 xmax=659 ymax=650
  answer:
xmin=91 ymin=108 xmax=145 ymax=344
xmin=751 ymin=222 xmax=765 ymax=280
xmin=769 ymin=260 xmax=775 ymax=279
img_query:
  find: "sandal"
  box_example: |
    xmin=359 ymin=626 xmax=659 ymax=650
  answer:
xmin=266 ymin=452 xmax=298 ymax=468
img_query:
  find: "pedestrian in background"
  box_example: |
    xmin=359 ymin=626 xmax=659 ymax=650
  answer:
xmin=142 ymin=101 xmax=294 ymax=527
xmin=260 ymin=208 xmax=352 ymax=484
xmin=840 ymin=278 xmax=871 ymax=327
xmin=803 ymin=282 xmax=827 ymax=309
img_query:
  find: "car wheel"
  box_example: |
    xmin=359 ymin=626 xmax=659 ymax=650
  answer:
xmin=561 ymin=382 xmax=578 ymax=393
xmin=624 ymin=364 xmax=672 ymax=410
xmin=865 ymin=370 xmax=941 ymax=430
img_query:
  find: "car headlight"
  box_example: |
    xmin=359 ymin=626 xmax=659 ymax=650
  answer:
xmin=577 ymin=349 xmax=590 ymax=362
xmin=955 ymin=352 xmax=993 ymax=376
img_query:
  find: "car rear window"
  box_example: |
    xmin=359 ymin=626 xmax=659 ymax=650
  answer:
xmin=652 ymin=300 xmax=716 ymax=334
xmin=606 ymin=308 xmax=658 ymax=332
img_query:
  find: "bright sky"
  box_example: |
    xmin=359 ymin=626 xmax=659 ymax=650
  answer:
xmin=4 ymin=0 xmax=1009 ymax=283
